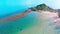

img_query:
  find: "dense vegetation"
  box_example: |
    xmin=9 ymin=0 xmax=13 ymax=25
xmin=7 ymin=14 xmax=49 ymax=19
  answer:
xmin=31 ymin=4 xmax=54 ymax=12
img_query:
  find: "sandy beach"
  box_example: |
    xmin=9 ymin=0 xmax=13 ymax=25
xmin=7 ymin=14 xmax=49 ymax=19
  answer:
xmin=0 ymin=11 xmax=58 ymax=34
xmin=18 ymin=11 xmax=58 ymax=34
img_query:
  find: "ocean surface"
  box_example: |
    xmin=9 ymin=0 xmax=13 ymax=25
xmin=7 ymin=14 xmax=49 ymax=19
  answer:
xmin=0 ymin=0 xmax=42 ymax=16
xmin=0 ymin=11 xmax=42 ymax=34
xmin=0 ymin=0 xmax=57 ymax=34
xmin=0 ymin=0 xmax=43 ymax=34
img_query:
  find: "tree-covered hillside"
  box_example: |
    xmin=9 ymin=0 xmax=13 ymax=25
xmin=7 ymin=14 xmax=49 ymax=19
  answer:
xmin=31 ymin=4 xmax=54 ymax=12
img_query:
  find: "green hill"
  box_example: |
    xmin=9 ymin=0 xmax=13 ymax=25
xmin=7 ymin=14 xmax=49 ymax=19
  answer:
xmin=31 ymin=4 xmax=54 ymax=12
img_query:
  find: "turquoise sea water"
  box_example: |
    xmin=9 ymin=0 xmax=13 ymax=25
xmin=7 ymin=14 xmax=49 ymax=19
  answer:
xmin=0 ymin=12 xmax=42 ymax=34
xmin=0 ymin=0 xmax=43 ymax=34
xmin=0 ymin=0 xmax=41 ymax=16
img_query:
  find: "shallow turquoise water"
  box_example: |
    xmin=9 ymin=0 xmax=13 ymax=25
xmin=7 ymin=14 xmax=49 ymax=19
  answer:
xmin=0 ymin=0 xmax=42 ymax=34
xmin=0 ymin=12 xmax=42 ymax=34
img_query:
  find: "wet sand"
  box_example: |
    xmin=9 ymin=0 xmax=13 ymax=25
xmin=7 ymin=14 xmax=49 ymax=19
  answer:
xmin=0 ymin=11 xmax=58 ymax=34
xmin=18 ymin=11 xmax=57 ymax=34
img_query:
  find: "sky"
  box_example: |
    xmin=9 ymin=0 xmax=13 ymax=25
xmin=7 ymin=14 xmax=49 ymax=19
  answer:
xmin=0 ymin=0 xmax=60 ymax=9
xmin=43 ymin=0 xmax=60 ymax=9
xmin=26 ymin=0 xmax=60 ymax=9
xmin=0 ymin=0 xmax=60 ymax=16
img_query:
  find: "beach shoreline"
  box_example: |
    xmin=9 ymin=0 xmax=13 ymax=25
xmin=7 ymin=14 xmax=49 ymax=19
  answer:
xmin=18 ymin=11 xmax=58 ymax=34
